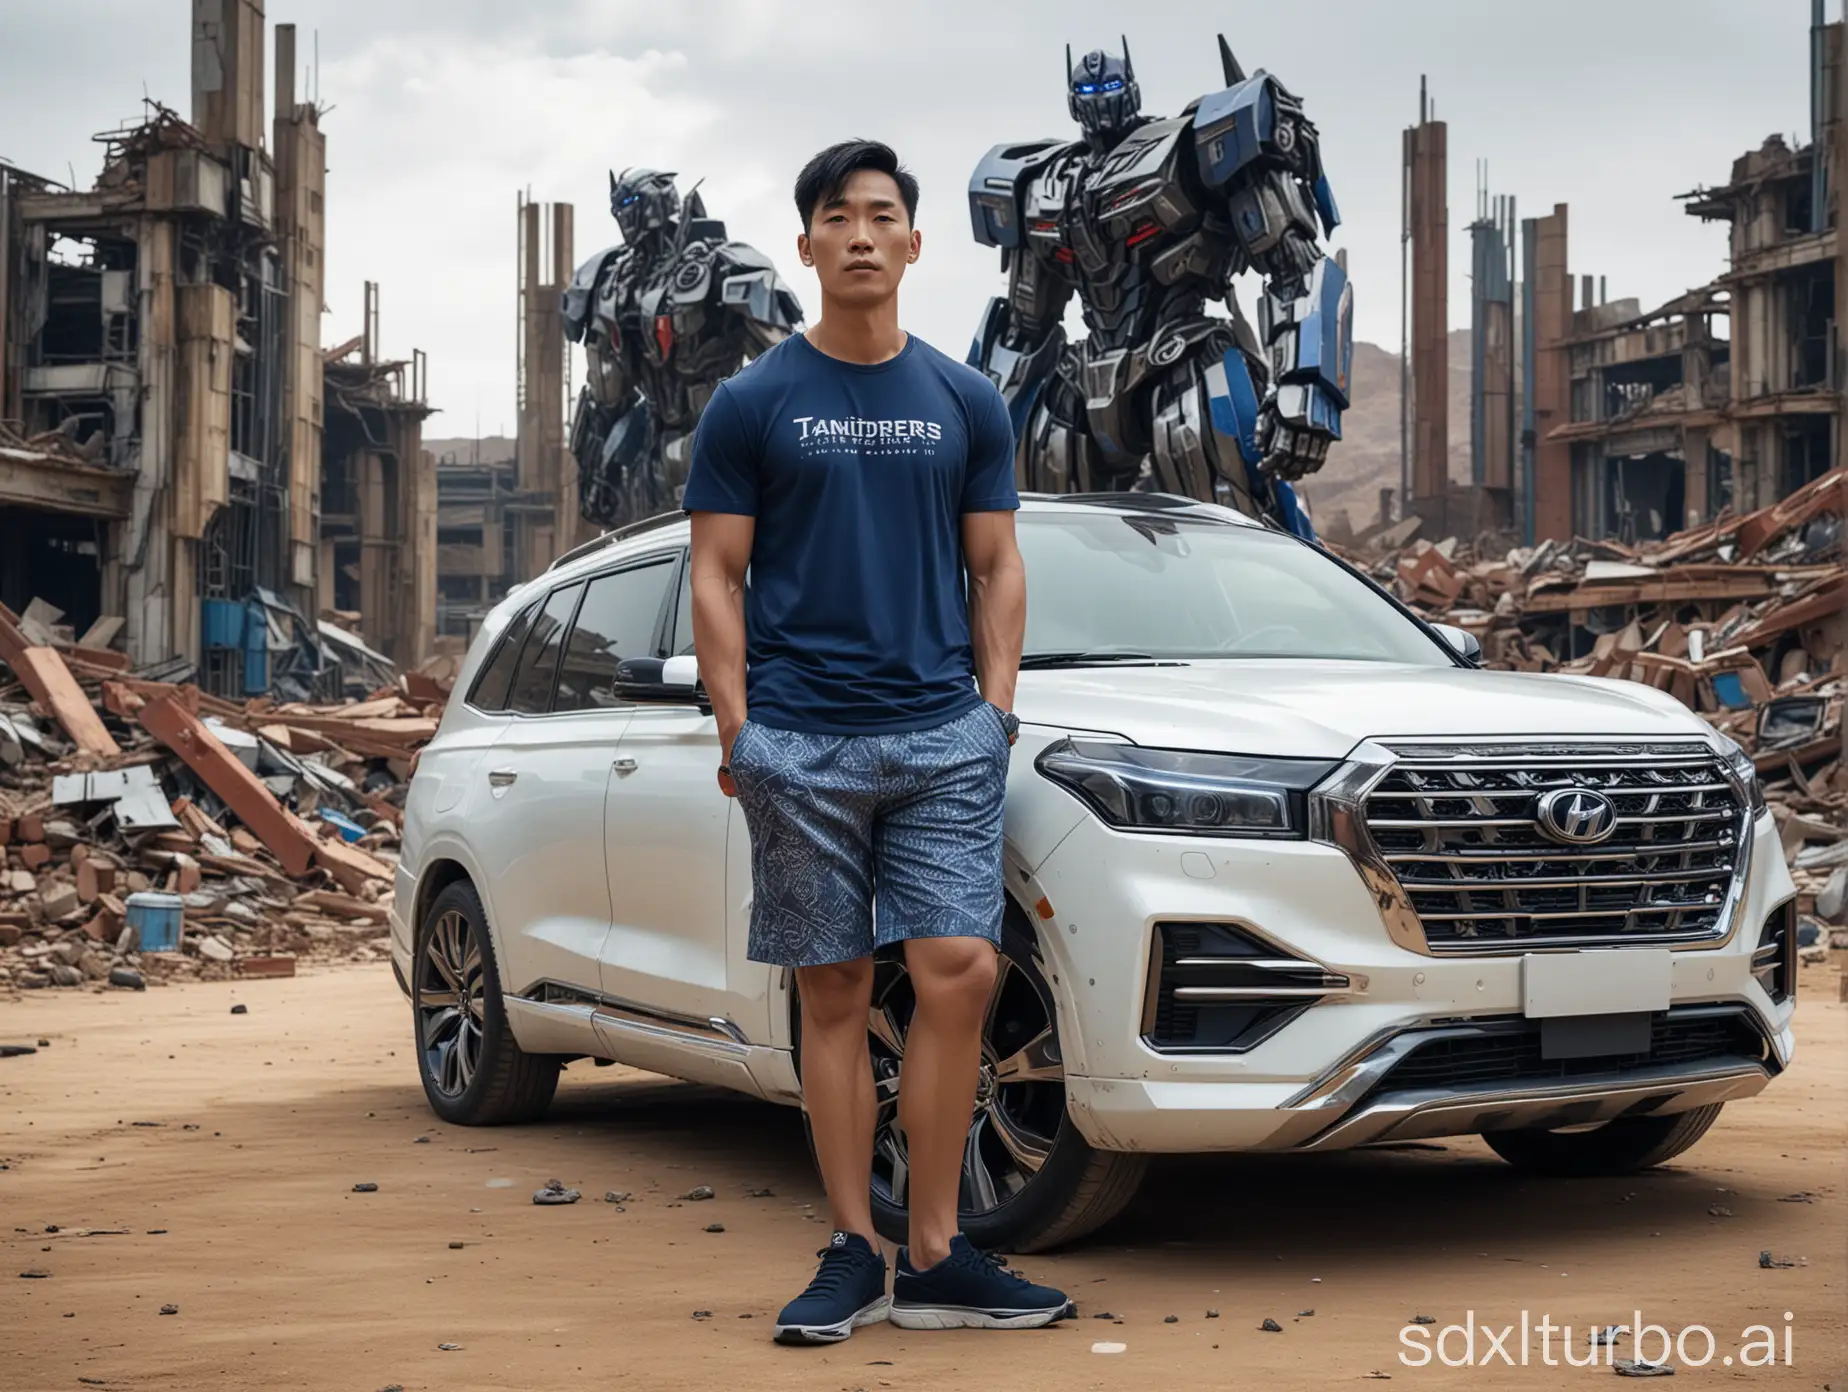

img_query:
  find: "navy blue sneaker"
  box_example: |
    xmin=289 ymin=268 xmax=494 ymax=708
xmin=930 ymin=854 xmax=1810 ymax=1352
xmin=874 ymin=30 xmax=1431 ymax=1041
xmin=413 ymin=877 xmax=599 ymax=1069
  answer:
xmin=890 ymin=1235 xmax=1074 ymax=1330
xmin=772 ymin=1231 xmax=890 ymax=1345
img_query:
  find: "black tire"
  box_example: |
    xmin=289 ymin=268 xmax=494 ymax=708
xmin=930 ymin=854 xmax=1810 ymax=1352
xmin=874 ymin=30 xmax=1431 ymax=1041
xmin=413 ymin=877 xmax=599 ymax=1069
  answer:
xmin=1482 ymin=1103 xmax=1725 ymax=1177
xmin=413 ymin=879 xmax=559 ymax=1126
xmin=801 ymin=914 xmax=1147 ymax=1254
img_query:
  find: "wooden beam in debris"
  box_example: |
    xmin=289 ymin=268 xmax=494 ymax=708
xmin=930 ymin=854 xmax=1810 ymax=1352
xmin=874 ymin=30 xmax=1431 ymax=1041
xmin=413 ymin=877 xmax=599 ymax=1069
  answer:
xmin=0 ymin=610 xmax=121 ymax=756
xmin=136 ymin=693 xmax=318 ymax=877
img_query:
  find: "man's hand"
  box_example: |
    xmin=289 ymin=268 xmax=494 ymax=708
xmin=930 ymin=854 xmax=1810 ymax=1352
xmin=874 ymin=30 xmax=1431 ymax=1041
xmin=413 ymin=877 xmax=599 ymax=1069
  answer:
xmin=717 ymin=718 xmax=744 ymax=798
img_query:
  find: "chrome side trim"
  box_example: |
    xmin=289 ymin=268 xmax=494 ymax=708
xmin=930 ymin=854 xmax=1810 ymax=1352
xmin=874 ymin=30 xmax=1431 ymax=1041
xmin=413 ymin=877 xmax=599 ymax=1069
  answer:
xmin=523 ymin=979 xmax=752 ymax=1055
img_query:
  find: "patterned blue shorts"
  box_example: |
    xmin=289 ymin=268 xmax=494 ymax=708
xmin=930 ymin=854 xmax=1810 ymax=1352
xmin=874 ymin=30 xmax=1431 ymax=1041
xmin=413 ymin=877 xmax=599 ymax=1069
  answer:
xmin=727 ymin=702 xmax=1011 ymax=968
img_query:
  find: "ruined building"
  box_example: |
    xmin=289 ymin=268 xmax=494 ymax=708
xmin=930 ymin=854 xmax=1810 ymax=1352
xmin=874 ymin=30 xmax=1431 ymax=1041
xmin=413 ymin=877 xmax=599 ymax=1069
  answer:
xmin=0 ymin=0 xmax=433 ymax=695
xmin=1404 ymin=4 xmax=1847 ymax=546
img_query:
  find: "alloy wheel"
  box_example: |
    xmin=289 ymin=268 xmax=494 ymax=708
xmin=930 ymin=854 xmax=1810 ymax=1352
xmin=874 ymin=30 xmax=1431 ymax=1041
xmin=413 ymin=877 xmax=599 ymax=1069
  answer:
xmin=867 ymin=948 xmax=1066 ymax=1218
xmin=418 ymin=907 xmax=485 ymax=1098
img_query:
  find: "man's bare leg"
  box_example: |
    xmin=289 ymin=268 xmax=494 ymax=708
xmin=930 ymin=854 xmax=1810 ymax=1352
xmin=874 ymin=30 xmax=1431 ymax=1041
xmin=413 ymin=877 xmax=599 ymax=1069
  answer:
xmin=898 ymin=936 xmax=999 ymax=1269
xmin=796 ymin=958 xmax=880 ymax=1246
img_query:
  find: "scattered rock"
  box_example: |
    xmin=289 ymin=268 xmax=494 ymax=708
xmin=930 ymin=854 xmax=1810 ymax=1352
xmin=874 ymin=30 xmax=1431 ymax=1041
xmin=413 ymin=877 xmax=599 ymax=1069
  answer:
xmin=1592 ymin=1326 xmax=1625 ymax=1346
xmin=745 ymin=1187 xmax=775 ymax=1198
xmin=1091 ymin=1312 xmax=1115 ymax=1319
xmin=691 ymin=1310 xmax=712 ymax=1320
xmin=1707 ymin=1205 xmax=1732 ymax=1217
xmin=704 ymin=1223 xmax=725 ymax=1233
xmin=437 ymin=1342 xmax=461 ymax=1351
xmin=1163 ymin=1314 xmax=1178 ymax=1324
xmin=1260 ymin=1318 xmax=1283 ymax=1333
xmin=195 ymin=936 xmax=233 ymax=963
xmin=1298 ymin=1309 xmax=1315 ymax=1317
xmin=159 ymin=1303 xmax=179 ymax=1315
xmin=352 ymin=1182 xmax=379 ymax=1193
xmin=1758 ymin=1250 xmax=1797 ymax=1269
xmin=448 ymin=1242 xmax=465 ymax=1249
xmin=229 ymin=1004 xmax=248 ymax=1015
xmin=1412 ymin=1314 xmax=1436 ymax=1325
xmin=533 ymin=1179 xmax=581 ymax=1205
xmin=1205 ymin=1308 xmax=1219 ymax=1318
xmin=18 ymin=1270 xmax=50 ymax=1278
xmin=603 ymin=1190 xmax=632 ymax=1204
xmin=682 ymin=1186 xmax=715 ymax=1201
xmin=108 ymin=967 xmax=145 ymax=990
xmin=413 ymin=1136 xmax=431 ymax=1144
xmin=1614 ymin=1359 xmax=1675 ymax=1377
xmin=1091 ymin=1341 xmax=1127 ymax=1355
xmin=1778 ymin=1192 xmax=1815 ymax=1203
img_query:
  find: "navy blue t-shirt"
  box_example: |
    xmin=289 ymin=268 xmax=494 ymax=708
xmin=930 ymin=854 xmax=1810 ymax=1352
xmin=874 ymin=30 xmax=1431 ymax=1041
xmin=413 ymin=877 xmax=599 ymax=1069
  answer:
xmin=682 ymin=332 xmax=1019 ymax=735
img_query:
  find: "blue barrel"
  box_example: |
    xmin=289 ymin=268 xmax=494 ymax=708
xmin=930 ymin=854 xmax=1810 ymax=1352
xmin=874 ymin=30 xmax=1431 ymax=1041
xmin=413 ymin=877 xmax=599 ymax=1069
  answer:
xmin=124 ymin=891 xmax=185 ymax=953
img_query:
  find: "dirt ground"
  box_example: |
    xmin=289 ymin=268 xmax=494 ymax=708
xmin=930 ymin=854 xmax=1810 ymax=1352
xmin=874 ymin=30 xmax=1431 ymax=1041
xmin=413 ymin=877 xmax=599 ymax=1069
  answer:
xmin=1 ymin=960 xmax=1844 ymax=1391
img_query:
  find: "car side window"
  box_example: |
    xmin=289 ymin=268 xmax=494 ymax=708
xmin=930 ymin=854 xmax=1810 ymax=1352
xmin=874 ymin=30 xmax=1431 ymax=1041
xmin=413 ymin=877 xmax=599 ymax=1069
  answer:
xmin=554 ymin=557 xmax=678 ymax=712
xmin=670 ymin=554 xmax=695 ymax=656
xmin=469 ymin=599 xmax=539 ymax=711
xmin=507 ymin=582 xmax=584 ymax=715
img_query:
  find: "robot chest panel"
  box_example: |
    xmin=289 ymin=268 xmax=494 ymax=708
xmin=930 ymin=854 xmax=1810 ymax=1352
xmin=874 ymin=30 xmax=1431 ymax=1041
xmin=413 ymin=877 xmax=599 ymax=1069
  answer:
xmin=1067 ymin=124 xmax=1193 ymax=281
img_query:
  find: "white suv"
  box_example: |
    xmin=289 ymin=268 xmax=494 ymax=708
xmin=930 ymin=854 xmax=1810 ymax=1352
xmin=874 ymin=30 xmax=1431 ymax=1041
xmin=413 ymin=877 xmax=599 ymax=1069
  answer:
xmin=392 ymin=494 xmax=1798 ymax=1252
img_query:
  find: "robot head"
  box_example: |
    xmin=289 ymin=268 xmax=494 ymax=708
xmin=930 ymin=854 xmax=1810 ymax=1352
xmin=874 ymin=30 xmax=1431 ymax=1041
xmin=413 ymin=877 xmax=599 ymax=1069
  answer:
xmin=608 ymin=168 xmax=680 ymax=242
xmin=1066 ymin=40 xmax=1141 ymax=142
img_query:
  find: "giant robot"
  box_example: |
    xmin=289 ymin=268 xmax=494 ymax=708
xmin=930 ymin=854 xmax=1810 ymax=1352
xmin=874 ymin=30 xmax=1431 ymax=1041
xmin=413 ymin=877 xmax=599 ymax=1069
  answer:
xmin=563 ymin=169 xmax=804 ymax=528
xmin=967 ymin=37 xmax=1352 ymax=539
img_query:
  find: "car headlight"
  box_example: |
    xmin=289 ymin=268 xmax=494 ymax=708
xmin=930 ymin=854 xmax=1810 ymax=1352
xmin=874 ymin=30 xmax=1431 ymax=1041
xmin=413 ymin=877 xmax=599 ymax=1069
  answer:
xmin=1715 ymin=733 xmax=1767 ymax=815
xmin=1034 ymin=739 xmax=1341 ymax=838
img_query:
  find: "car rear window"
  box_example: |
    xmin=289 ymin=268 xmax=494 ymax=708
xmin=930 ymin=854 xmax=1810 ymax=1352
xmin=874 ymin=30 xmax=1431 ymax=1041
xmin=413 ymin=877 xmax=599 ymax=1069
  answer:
xmin=468 ymin=599 xmax=539 ymax=711
xmin=507 ymin=582 xmax=584 ymax=715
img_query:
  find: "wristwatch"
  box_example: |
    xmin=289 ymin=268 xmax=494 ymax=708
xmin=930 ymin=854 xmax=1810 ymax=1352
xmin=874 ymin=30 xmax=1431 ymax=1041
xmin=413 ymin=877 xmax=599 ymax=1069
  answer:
xmin=989 ymin=702 xmax=1020 ymax=746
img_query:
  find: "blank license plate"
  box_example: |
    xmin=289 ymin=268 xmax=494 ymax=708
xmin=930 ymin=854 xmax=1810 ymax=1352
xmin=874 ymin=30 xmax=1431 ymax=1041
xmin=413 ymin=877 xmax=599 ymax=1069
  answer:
xmin=1522 ymin=949 xmax=1672 ymax=1019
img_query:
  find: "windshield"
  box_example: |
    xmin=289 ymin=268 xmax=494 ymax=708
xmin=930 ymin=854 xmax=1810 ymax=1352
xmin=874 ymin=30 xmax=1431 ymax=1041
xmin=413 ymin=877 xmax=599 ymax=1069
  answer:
xmin=1016 ymin=511 xmax=1450 ymax=665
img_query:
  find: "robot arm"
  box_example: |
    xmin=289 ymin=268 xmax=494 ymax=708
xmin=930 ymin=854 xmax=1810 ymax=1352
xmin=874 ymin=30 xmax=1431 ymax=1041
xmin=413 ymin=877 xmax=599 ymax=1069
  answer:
xmin=1193 ymin=62 xmax=1352 ymax=483
xmin=967 ymin=141 xmax=1075 ymax=437
xmin=712 ymin=242 xmax=804 ymax=355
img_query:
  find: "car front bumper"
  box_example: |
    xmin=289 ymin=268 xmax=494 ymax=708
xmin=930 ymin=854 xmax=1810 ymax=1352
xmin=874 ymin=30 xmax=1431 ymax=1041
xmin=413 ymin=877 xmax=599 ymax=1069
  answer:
xmin=1024 ymin=808 xmax=1797 ymax=1154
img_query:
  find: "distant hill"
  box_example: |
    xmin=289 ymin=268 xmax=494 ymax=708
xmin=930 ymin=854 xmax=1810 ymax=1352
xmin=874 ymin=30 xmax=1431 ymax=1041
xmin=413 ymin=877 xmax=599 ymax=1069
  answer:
xmin=1294 ymin=327 xmax=1473 ymax=538
xmin=425 ymin=435 xmax=516 ymax=467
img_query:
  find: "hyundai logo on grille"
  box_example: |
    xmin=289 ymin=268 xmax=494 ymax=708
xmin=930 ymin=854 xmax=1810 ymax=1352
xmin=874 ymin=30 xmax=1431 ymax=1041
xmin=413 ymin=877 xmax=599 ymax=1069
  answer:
xmin=1535 ymin=787 xmax=1618 ymax=844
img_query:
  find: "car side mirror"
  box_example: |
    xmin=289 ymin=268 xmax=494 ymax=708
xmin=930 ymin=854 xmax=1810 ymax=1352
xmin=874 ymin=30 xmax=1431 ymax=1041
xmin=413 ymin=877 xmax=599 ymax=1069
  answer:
xmin=611 ymin=654 xmax=704 ymax=704
xmin=1431 ymin=623 xmax=1482 ymax=665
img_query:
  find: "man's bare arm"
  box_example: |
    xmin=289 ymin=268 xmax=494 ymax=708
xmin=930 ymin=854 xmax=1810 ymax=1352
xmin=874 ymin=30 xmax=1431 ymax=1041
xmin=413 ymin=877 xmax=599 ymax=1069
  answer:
xmin=962 ymin=509 xmax=1026 ymax=713
xmin=688 ymin=511 xmax=754 ymax=791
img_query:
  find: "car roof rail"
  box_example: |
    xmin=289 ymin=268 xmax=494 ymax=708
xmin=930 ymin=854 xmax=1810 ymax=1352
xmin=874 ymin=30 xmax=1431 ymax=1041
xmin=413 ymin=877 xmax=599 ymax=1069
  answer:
xmin=546 ymin=509 xmax=687 ymax=572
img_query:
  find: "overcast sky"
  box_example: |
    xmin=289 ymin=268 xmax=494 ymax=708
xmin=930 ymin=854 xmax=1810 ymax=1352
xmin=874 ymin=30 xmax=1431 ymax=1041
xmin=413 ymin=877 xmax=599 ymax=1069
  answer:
xmin=0 ymin=0 xmax=1825 ymax=432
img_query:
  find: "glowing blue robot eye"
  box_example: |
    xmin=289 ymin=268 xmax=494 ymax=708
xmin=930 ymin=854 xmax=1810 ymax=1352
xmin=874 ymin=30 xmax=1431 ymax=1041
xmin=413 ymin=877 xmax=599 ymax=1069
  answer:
xmin=1076 ymin=83 xmax=1095 ymax=93
xmin=1102 ymin=78 xmax=1123 ymax=90
xmin=620 ymin=195 xmax=638 ymax=205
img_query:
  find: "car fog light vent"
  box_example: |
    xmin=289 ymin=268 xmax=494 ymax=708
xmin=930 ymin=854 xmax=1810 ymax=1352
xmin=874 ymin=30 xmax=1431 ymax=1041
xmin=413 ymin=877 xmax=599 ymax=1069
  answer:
xmin=1143 ymin=922 xmax=1347 ymax=1053
xmin=1753 ymin=902 xmax=1796 ymax=1006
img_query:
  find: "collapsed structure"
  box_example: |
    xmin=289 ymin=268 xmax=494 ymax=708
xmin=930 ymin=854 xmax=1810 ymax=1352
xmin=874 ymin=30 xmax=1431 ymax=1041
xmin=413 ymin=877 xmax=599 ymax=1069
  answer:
xmin=1398 ymin=3 xmax=1848 ymax=547
xmin=0 ymin=1 xmax=434 ymax=698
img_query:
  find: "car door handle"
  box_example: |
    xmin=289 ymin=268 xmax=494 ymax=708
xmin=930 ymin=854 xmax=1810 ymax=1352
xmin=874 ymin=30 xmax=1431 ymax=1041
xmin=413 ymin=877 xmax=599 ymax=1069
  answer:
xmin=487 ymin=769 xmax=517 ymax=788
xmin=611 ymin=757 xmax=638 ymax=777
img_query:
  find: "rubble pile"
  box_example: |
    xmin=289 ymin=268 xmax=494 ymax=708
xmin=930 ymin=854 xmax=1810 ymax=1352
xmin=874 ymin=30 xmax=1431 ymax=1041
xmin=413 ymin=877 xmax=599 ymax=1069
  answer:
xmin=0 ymin=601 xmax=451 ymax=992
xmin=1348 ymin=469 xmax=1846 ymax=927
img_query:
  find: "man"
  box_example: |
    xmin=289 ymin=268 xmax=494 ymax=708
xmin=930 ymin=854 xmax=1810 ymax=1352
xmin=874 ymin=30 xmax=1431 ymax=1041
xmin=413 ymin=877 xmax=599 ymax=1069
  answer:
xmin=683 ymin=139 xmax=1071 ymax=1343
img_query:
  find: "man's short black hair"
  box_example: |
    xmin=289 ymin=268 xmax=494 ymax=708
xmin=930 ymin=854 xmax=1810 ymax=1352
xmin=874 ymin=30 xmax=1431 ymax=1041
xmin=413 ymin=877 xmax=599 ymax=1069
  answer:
xmin=794 ymin=140 xmax=919 ymax=230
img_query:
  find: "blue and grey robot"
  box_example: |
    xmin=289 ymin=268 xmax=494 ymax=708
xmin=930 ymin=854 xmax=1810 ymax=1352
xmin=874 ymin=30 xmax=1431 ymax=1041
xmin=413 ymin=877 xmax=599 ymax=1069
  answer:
xmin=967 ymin=36 xmax=1352 ymax=539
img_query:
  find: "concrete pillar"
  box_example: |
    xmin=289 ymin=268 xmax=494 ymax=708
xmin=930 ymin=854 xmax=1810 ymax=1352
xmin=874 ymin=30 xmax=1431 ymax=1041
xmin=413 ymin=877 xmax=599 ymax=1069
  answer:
xmin=1404 ymin=112 xmax=1448 ymax=502
xmin=1530 ymin=204 xmax=1574 ymax=543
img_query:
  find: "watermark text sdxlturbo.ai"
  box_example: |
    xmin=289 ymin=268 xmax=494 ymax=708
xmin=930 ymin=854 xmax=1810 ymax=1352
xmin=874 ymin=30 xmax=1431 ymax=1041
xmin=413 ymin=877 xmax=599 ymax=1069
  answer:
xmin=1399 ymin=1310 xmax=1797 ymax=1368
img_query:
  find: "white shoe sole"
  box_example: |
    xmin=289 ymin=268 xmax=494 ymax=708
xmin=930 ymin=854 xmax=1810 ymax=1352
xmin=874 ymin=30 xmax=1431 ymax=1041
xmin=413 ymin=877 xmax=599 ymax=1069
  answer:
xmin=773 ymin=1295 xmax=891 ymax=1345
xmin=888 ymin=1301 xmax=1073 ymax=1331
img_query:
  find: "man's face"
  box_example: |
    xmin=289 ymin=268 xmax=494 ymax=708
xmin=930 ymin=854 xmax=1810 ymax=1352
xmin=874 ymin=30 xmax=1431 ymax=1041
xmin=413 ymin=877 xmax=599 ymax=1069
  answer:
xmin=797 ymin=169 xmax=920 ymax=307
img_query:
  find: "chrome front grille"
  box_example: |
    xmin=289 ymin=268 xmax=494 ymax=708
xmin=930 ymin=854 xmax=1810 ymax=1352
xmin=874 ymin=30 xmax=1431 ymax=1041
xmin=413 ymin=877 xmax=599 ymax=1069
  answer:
xmin=1362 ymin=742 xmax=1745 ymax=952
